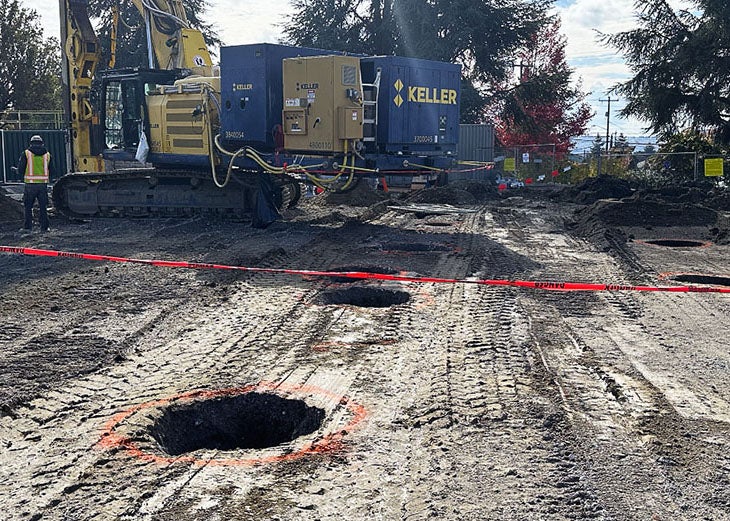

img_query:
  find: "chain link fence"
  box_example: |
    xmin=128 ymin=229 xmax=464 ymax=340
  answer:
xmin=493 ymin=145 xmax=559 ymax=184
xmin=0 ymin=111 xmax=64 ymax=131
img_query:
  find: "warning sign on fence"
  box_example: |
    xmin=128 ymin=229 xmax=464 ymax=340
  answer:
xmin=704 ymin=158 xmax=724 ymax=177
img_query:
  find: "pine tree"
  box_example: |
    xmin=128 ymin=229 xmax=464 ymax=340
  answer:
xmin=591 ymin=134 xmax=604 ymax=156
xmin=604 ymin=0 xmax=730 ymax=144
xmin=615 ymin=133 xmax=630 ymax=150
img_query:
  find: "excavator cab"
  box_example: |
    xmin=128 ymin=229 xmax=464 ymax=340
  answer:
xmin=99 ymin=68 xmax=179 ymax=160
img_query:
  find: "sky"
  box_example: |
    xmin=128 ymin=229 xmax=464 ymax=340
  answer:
xmin=32 ymin=0 xmax=686 ymax=144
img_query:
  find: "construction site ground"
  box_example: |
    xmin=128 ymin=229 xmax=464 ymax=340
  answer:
xmin=1 ymin=178 xmax=729 ymax=520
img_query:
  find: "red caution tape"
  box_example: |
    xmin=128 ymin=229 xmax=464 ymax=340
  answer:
xmin=2 ymin=245 xmax=729 ymax=294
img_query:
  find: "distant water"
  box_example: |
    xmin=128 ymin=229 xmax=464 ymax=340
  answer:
xmin=571 ymin=135 xmax=657 ymax=154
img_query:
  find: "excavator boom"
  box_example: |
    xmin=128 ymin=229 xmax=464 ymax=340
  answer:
xmin=59 ymin=0 xmax=212 ymax=172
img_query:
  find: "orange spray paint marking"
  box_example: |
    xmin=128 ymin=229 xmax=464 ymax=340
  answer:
xmin=98 ymin=382 xmax=367 ymax=467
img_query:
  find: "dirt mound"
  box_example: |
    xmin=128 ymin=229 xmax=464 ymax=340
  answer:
xmin=448 ymin=180 xmax=499 ymax=202
xmin=574 ymin=198 xmax=717 ymax=229
xmin=568 ymin=195 xmax=721 ymax=252
xmin=319 ymin=180 xmax=390 ymax=207
xmin=405 ymin=186 xmax=477 ymax=205
xmin=706 ymin=187 xmax=730 ymax=211
xmin=711 ymin=213 xmax=730 ymax=245
xmin=0 ymin=192 xmax=23 ymax=222
xmin=562 ymin=175 xmax=635 ymax=204
xmin=631 ymin=183 xmax=729 ymax=209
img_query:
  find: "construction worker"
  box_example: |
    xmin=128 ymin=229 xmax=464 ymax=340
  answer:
xmin=17 ymin=135 xmax=52 ymax=233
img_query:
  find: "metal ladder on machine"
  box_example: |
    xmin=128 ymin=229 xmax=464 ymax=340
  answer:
xmin=361 ymin=70 xmax=381 ymax=148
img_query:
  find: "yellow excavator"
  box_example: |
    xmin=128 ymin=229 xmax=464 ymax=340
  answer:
xmin=59 ymin=0 xmax=212 ymax=172
xmin=55 ymin=0 xmax=466 ymax=221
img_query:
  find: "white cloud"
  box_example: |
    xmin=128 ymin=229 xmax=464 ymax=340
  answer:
xmin=554 ymin=0 xmax=648 ymax=135
xmin=35 ymin=0 xmax=293 ymax=47
xmin=32 ymin=0 xmax=61 ymax=40
xmin=209 ymin=0 xmax=294 ymax=48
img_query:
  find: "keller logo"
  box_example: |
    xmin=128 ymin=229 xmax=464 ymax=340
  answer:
xmin=393 ymin=78 xmax=457 ymax=106
xmin=393 ymin=79 xmax=404 ymax=107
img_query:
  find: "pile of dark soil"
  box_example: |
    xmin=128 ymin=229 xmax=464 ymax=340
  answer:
xmin=632 ymin=183 xmax=729 ymax=210
xmin=405 ymin=186 xmax=477 ymax=205
xmin=568 ymin=195 xmax=721 ymax=252
xmin=559 ymin=175 xmax=635 ymax=205
xmin=711 ymin=213 xmax=730 ymax=245
xmin=706 ymin=187 xmax=730 ymax=211
xmin=576 ymin=198 xmax=718 ymax=228
xmin=0 ymin=192 xmax=23 ymax=222
xmin=319 ymin=179 xmax=391 ymax=207
xmin=448 ymin=180 xmax=499 ymax=202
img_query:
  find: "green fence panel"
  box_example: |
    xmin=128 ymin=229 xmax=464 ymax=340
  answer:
xmin=2 ymin=130 xmax=68 ymax=183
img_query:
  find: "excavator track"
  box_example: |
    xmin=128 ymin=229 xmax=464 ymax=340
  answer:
xmin=52 ymin=168 xmax=301 ymax=220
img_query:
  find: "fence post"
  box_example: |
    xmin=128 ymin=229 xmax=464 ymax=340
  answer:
xmin=694 ymin=152 xmax=698 ymax=181
xmin=1 ymin=130 xmax=5 ymax=184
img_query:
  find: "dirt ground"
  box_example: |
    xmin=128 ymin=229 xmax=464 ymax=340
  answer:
xmin=1 ymin=177 xmax=729 ymax=520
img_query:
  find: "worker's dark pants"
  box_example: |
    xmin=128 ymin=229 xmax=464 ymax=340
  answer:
xmin=23 ymin=183 xmax=49 ymax=231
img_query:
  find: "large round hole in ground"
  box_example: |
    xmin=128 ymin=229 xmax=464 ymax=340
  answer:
xmin=327 ymin=265 xmax=397 ymax=283
xmin=149 ymin=392 xmax=325 ymax=456
xmin=670 ymin=274 xmax=730 ymax=287
xmin=315 ymin=287 xmax=411 ymax=307
xmin=380 ymin=242 xmax=450 ymax=252
xmin=644 ymin=239 xmax=707 ymax=248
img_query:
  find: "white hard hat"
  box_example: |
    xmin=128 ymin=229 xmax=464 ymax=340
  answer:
xmin=30 ymin=135 xmax=43 ymax=144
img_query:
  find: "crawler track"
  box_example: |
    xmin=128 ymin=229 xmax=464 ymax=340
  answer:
xmin=52 ymin=169 xmax=301 ymax=219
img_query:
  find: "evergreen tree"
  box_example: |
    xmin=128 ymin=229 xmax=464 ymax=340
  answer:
xmin=0 ymin=0 xmax=61 ymax=111
xmin=590 ymin=134 xmax=604 ymax=156
xmin=494 ymin=18 xmax=593 ymax=160
xmin=603 ymin=0 xmax=730 ymax=144
xmin=614 ymin=133 xmax=629 ymax=149
xmin=282 ymin=0 xmax=552 ymax=122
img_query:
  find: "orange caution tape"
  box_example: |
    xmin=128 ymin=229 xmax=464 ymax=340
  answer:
xmin=2 ymin=245 xmax=729 ymax=293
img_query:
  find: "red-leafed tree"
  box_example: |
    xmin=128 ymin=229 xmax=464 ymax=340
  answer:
xmin=494 ymin=18 xmax=592 ymax=160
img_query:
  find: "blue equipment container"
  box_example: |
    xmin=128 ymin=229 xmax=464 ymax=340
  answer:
xmin=360 ymin=56 xmax=461 ymax=155
xmin=220 ymin=44 xmax=329 ymax=151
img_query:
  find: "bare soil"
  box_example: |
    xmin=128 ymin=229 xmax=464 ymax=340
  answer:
xmin=1 ymin=178 xmax=729 ymax=520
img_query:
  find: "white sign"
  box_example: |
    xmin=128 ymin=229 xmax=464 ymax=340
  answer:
xmin=522 ymin=152 xmax=530 ymax=163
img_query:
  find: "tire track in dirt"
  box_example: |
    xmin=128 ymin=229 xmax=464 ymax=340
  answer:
xmin=0 ymin=228 xmax=345 ymax=518
xmin=489 ymin=198 xmax=730 ymax=519
xmin=0 ymin=213 xmax=461 ymax=519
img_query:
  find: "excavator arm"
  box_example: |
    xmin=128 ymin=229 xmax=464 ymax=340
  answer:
xmin=129 ymin=0 xmax=212 ymax=72
xmin=59 ymin=0 xmax=103 ymax=171
xmin=59 ymin=0 xmax=212 ymax=171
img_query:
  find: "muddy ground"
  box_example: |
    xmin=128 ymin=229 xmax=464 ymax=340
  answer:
xmin=1 ymin=178 xmax=729 ymax=520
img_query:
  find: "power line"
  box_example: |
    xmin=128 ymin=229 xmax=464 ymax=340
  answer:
xmin=599 ymin=97 xmax=618 ymax=153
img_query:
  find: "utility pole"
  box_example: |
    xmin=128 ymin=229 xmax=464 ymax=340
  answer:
xmin=600 ymin=97 xmax=617 ymax=153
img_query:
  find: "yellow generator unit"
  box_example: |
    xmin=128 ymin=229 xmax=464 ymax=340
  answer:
xmin=146 ymin=75 xmax=220 ymax=158
xmin=282 ymin=55 xmax=364 ymax=153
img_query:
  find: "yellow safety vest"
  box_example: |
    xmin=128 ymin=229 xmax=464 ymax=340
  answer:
xmin=24 ymin=150 xmax=50 ymax=183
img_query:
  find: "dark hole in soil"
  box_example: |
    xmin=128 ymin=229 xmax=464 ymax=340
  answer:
xmin=150 ymin=393 xmax=325 ymax=456
xmin=315 ymin=287 xmax=410 ymax=307
xmin=424 ymin=221 xmax=452 ymax=227
xmin=644 ymin=239 xmax=706 ymax=248
xmin=327 ymin=265 xmax=397 ymax=283
xmin=381 ymin=242 xmax=450 ymax=252
xmin=671 ymin=274 xmax=730 ymax=287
